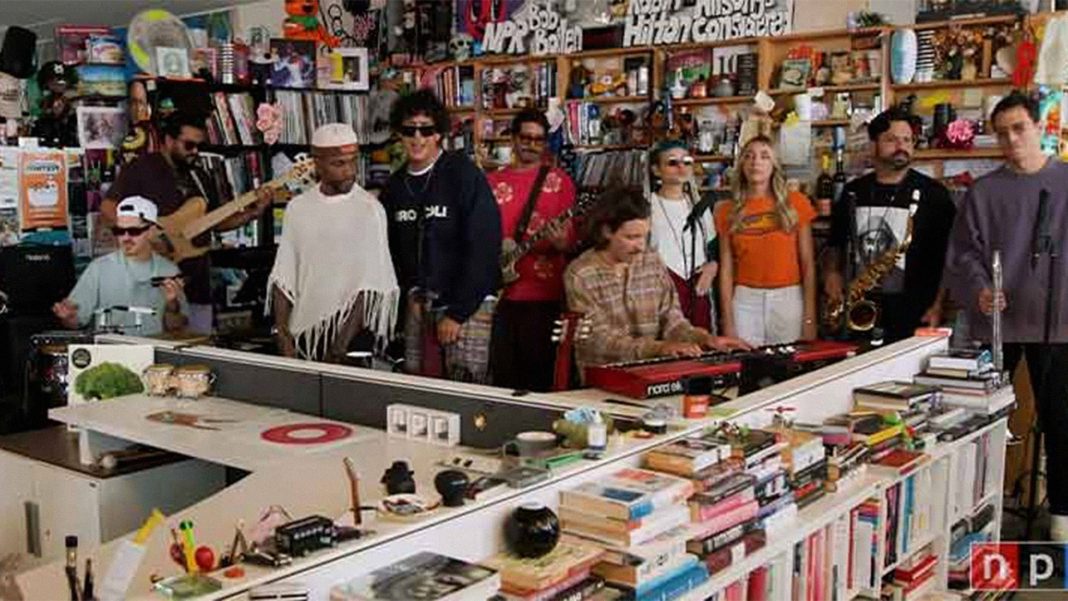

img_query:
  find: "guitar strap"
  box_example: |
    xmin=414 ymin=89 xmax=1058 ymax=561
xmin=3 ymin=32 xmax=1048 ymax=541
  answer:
xmin=513 ymin=165 xmax=550 ymax=244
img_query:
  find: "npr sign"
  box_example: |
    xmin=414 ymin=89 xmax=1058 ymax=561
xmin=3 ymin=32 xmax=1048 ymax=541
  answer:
xmin=972 ymin=542 xmax=1068 ymax=590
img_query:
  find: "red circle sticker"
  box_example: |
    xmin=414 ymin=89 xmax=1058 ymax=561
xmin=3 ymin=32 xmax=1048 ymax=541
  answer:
xmin=260 ymin=423 xmax=353 ymax=445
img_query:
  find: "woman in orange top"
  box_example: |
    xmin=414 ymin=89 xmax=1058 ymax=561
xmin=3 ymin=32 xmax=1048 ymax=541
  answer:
xmin=715 ymin=136 xmax=817 ymax=346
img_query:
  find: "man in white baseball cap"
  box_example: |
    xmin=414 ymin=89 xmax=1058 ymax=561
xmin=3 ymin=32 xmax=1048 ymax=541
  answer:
xmin=267 ymin=123 xmax=398 ymax=361
xmin=53 ymin=196 xmax=187 ymax=335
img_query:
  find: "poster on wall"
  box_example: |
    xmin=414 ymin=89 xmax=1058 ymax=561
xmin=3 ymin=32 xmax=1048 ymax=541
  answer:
xmin=18 ymin=150 xmax=68 ymax=230
xmin=480 ymin=0 xmax=583 ymax=56
xmin=623 ymin=0 xmax=793 ymax=47
xmin=76 ymin=106 xmax=128 ymax=150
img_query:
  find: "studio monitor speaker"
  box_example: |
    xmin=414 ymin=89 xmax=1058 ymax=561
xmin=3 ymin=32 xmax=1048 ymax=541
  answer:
xmin=0 ymin=26 xmax=37 ymax=79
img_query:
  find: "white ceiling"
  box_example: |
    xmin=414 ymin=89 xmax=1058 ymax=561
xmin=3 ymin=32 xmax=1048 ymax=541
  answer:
xmin=0 ymin=0 xmax=260 ymax=41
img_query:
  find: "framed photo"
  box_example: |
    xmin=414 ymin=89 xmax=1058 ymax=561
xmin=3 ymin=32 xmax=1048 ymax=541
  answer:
xmin=156 ymin=47 xmax=190 ymax=78
xmin=269 ymin=39 xmax=316 ymax=89
xmin=76 ymin=106 xmax=127 ymax=150
xmin=325 ymin=47 xmax=370 ymax=91
xmin=778 ymin=58 xmax=812 ymax=90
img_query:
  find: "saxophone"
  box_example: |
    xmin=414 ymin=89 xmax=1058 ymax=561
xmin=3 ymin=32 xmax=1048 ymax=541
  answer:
xmin=823 ymin=193 xmax=919 ymax=332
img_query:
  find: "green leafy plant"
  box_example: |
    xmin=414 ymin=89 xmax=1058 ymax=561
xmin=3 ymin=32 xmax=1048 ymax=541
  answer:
xmin=74 ymin=362 xmax=144 ymax=400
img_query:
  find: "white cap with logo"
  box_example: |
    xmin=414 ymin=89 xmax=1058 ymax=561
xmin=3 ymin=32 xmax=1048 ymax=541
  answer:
xmin=116 ymin=195 xmax=159 ymax=224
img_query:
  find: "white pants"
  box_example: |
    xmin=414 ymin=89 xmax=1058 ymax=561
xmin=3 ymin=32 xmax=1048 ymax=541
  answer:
xmin=732 ymin=285 xmax=803 ymax=347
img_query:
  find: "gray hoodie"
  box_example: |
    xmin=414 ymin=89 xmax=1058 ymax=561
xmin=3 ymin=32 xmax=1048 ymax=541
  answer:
xmin=944 ymin=158 xmax=1068 ymax=343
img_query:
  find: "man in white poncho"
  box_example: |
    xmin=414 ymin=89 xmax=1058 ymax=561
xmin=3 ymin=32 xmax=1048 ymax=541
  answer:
xmin=267 ymin=123 xmax=398 ymax=361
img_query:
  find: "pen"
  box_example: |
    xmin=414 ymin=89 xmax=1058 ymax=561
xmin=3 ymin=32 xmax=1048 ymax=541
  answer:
xmin=178 ymin=520 xmax=198 ymax=574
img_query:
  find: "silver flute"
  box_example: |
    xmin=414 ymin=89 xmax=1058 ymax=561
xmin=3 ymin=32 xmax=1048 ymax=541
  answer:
xmin=992 ymin=249 xmax=1003 ymax=372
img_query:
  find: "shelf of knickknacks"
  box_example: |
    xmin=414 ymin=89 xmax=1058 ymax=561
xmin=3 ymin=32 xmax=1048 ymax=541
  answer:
xmin=579 ymin=95 xmax=652 ymax=105
xmin=913 ymin=147 xmax=1004 ymax=160
xmin=671 ymin=96 xmax=753 ymax=107
xmin=768 ymin=83 xmax=882 ymax=95
xmin=891 ymin=77 xmax=1014 ymax=91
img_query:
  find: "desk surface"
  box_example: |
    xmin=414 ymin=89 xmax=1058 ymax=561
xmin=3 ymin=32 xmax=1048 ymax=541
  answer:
xmin=48 ymin=395 xmax=382 ymax=472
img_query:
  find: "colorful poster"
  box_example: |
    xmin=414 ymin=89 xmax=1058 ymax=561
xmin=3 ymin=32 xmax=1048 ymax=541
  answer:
xmin=18 ymin=150 xmax=68 ymax=230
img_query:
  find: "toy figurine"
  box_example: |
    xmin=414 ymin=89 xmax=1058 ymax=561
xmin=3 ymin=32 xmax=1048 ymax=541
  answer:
xmin=567 ymin=63 xmax=589 ymax=99
xmin=282 ymin=0 xmax=338 ymax=47
xmin=31 ymin=61 xmax=77 ymax=148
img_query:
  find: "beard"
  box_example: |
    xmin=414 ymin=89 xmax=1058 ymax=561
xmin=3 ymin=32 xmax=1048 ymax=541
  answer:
xmin=888 ymin=151 xmax=911 ymax=170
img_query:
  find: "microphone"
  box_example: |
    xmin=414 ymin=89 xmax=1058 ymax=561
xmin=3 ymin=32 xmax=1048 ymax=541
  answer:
xmin=683 ymin=182 xmax=718 ymax=231
xmin=1032 ymin=189 xmax=1050 ymax=270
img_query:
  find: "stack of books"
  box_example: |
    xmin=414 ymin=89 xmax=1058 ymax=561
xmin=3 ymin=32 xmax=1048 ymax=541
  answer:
xmin=883 ymin=551 xmax=938 ymax=600
xmin=330 ymin=552 xmax=499 ymax=600
xmin=826 ymin=411 xmax=907 ymax=462
xmin=772 ymin=428 xmax=828 ymax=511
xmin=559 ymin=468 xmax=708 ymax=600
xmin=482 ymin=540 xmax=606 ymax=601
xmin=823 ymin=442 xmax=868 ymax=493
xmin=852 ymin=381 xmax=939 ymax=414
xmin=914 ymin=350 xmax=1014 ymax=415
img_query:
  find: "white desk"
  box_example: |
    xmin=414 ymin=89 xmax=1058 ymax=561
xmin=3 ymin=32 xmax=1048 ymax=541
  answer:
xmin=48 ymin=395 xmax=381 ymax=472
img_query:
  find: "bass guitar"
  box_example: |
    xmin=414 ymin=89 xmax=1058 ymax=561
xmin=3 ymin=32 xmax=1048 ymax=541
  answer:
xmin=500 ymin=192 xmax=594 ymax=286
xmin=156 ymin=157 xmax=317 ymax=262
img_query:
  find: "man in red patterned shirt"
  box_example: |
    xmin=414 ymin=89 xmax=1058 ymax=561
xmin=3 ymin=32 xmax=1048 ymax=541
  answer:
xmin=486 ymin=109 xmax=577 ymax=391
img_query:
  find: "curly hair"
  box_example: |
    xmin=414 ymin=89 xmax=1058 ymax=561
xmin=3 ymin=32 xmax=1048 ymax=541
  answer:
xmin=728 ymin=136 xmax=797 ymax=233
xmin=510 ymin=108 xmax=549 ymax=136
xmin=389 ymin=89 xmax=450 ymax=136
xmin=585 ymin=187 xmax=651 ymax=250
xmin=160 ymin=111 xmax=207 ymax=140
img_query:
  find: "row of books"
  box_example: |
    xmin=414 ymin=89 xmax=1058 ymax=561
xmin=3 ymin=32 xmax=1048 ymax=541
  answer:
xmin=206 ymin=92 xmax=261 ymax=147
xmin=423 ymin=65 xmax=476 ymax=109
xmin=269 ymin=90 xmax=371 ymax=145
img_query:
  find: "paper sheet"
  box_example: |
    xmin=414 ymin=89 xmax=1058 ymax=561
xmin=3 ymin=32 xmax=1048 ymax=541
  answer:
xmin=779 ymin=120 xmax=812 ymax=166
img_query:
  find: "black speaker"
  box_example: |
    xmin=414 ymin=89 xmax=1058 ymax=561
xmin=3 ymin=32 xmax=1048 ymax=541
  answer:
xmin=0 ymin=245 xmax=75 ymax=316
xmin=0 ymin=26 xmax=37 ymax=79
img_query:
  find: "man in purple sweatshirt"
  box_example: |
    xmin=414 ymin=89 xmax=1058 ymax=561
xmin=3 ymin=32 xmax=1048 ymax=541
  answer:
xmin=945 ymin=92 xmax=1068 ymax=540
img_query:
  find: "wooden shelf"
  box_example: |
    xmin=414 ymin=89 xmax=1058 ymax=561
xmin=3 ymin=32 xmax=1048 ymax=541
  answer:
xmin=447 ymin=106 xmax=477 ymax=113
xmin=912 ymin=14 xmax=1019 ymax=31
xmin=769 ymin=83 xmax=880 ymax=95
xmin=672 ymin=96 xmax=752 ymax=106
xmin=580 ymin=95 xmax=651 ymax=104
xmin=892 ymin=78 xmax=1013 ymax=91
xmin=914 ymin=148 xmax=1003 ymax=160
xmin=693 ymin=154 xmax=733 ymax=162
xmin=573 ymin=143 xmax=645 ymax=151
xmin=482 ymin=107 xmax=524 ymax=115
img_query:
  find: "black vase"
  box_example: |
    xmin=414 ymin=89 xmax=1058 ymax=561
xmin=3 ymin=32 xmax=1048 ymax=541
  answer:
xmin=434 ymin=469 xmax=469 ymax=507
xmin=381 ymin=461 xmax=416 ymax=495
xmin=504 ymin=503 xmax=560 ymax=558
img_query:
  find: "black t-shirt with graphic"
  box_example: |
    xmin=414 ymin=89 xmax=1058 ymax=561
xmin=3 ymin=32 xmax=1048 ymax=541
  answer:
xmin=828 ymin=169 xmax=955 ymax=339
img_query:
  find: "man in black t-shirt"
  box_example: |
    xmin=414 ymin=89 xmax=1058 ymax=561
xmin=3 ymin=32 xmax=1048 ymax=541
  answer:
xmin=101 ymin=112 xmax=269 ymax=334
xmin=823 ymin=108 xmax=956 ymax=342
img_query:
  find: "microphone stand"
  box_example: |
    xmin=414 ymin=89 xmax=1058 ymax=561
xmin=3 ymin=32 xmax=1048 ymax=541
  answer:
xmin=683 ymin=181 xmax=716 ymax=331
xmin=1025 ymin=192 xmax=1057 ymax=538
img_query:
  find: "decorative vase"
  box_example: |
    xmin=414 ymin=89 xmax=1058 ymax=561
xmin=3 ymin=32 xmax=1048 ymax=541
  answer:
xmin=891 ymin=28 xmax=918 ymax=84
xmin=434 ymin=469 xmax=469 ymax=507
xmin=504 ymin=502 xmax=560 ymax=558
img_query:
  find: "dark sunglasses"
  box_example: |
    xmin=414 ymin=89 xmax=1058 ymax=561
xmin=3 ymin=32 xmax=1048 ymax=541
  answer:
xmin=111 ymin=225 xmax=152 ymax=237
xmin=181 ymin=139 xmax=202 ymax=151
xmin=665 ymin=156 xmax=694 ymax=167
xmin=399 ymin=125 xmax=438 ymax=138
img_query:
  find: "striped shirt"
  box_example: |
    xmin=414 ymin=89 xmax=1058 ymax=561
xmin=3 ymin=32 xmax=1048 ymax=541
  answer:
xmin=564 ymin=248 xmax=707 ymax=369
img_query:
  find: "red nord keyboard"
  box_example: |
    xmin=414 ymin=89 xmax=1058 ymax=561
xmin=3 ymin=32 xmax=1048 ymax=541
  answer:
xmin=584 ymin=340 xmax=858 ymax=399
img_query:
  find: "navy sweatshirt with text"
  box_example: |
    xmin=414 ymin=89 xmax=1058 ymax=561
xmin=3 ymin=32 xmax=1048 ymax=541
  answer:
xmin=380 ymin=151 xmax=502 ymax=323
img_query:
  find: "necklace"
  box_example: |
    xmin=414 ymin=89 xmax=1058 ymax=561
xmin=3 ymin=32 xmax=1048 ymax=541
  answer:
xmin=403 ymin=162 xmax=437 ymax=201
xmin=654 ymin=192 xmax=695 ymax=275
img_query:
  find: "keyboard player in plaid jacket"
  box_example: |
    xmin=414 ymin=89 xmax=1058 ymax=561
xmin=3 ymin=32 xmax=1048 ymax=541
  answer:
xmin=564 ymin=188 xmax=749 ymax=376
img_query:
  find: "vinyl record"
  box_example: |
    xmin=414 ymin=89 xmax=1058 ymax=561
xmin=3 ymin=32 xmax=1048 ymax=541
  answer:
xmin=260 ymin=422 xmax=353 ymax=444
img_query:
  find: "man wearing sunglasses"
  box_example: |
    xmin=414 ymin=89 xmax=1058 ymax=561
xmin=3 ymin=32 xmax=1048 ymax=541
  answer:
xmin=100 ymin=112 xmax=270 ymax=334
xmin=485 ymin=109 xmax=577 ymax=391
xmin=380 ymin=90 xmax=501 ymax=383
xmin=53 ymin=196 xmax=187 ymax=335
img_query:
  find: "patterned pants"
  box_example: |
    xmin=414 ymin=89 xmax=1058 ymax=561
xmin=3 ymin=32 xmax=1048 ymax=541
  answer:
xmin=404 ymin=296 xmax=496 ymax=384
